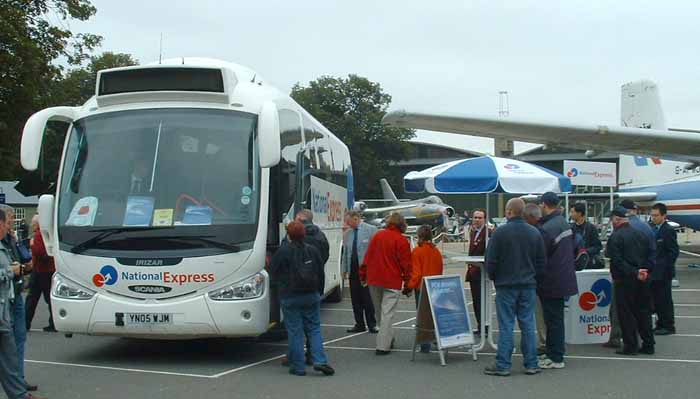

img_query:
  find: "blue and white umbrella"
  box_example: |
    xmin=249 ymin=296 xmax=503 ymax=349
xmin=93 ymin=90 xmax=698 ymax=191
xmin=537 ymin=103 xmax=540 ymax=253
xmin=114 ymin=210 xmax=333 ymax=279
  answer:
xmin=404 ymin=156 xmax=572 ymax=194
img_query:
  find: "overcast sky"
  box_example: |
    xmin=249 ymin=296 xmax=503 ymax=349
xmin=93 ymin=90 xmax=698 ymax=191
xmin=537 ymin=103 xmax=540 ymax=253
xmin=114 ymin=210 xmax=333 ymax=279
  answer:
xmin=69 ymin=0 xmax=700 ymax=154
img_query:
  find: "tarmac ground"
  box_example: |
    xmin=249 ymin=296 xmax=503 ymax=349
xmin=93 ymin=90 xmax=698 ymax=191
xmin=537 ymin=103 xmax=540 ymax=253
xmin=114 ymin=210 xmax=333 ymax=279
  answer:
xmin=11 ymin=244 xmax=700 ymax=399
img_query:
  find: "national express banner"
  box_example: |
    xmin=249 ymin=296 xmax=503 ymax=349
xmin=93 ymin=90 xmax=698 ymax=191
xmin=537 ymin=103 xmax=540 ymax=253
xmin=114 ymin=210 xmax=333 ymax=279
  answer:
xmin=310 ymin=175 xmax=347 ymax=229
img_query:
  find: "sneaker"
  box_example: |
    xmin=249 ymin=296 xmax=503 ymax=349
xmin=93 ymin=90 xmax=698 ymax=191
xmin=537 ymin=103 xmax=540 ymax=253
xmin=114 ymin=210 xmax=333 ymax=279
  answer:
xmin=538 ymin=357 xmax=565 ymax=369
xmin=288 ymin=369 xmax=306 ymax=376
xmin=313 ymin=364 xmax=335 ymax=376
xmin=537 ymin=353 xmax=548 ymax=360
xmin=484 ymin=364 xmax=510 ymax=377
xmin=524 ymin=367 xmax=541 ymax=375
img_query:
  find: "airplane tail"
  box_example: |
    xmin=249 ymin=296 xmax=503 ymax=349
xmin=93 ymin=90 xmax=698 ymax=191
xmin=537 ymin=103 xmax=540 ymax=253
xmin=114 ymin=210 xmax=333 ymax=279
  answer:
xmin=380 ymin=178 xmax=400 ymax=204
xmin=618 ymin=80 xmax=685 ymax=188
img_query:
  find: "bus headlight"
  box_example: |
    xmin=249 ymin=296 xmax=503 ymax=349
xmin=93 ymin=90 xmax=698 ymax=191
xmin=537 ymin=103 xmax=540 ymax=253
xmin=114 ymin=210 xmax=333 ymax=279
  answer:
xmin=208 ymin=273 xmax=265 ymax=301
xmin=53 ymin=273 xmax=95 ymax=300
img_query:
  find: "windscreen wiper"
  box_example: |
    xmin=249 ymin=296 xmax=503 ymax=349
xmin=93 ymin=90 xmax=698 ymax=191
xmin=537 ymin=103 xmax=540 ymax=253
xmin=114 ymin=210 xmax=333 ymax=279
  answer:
xmin=159 ymin=235 xmax=242 ymax=252
xmin=70 ymin=227 xmax=170 ymax=254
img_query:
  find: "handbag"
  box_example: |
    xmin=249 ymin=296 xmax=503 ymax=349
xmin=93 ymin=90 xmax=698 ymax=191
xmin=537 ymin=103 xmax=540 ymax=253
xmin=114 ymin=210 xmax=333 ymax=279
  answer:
xmin=16 ymin=239 xmax=32 ymax=264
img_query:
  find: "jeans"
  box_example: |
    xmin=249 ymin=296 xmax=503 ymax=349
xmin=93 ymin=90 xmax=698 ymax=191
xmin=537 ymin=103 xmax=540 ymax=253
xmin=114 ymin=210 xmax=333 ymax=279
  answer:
xmin=281 ymin=293 xmax=328 ymax=373
xmin=12 ymin=295 xmax=26 ymax=381
xmin=0 ymin=331 xmax=27 ymax=399
xmin=540 ymin=297 xmax=565 ymax=363
xmin=495 ymin=287 xmax=538 ymax=371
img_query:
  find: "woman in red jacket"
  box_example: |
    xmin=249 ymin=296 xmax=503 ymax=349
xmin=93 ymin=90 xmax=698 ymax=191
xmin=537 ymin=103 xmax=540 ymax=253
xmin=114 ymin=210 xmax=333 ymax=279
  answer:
xmin=26 ymin=216 xmax=56 ymax=332
xmin=360 ymin=213 xmax=412 ymax=355
xmin=406 ymin=225 xmax=443 ymax=352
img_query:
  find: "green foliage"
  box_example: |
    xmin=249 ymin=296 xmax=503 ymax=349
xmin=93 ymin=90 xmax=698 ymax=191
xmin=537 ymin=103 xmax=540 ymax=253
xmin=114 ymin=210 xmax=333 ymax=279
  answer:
xmin=0 ymin=0 xmax=102 ymax=180
xmin=291 ymin=75 xmax=415 ymax=198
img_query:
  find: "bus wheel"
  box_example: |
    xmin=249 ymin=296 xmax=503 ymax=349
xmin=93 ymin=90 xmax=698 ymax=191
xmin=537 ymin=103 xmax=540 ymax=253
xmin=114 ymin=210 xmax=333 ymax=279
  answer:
xmin=325 ymin=282 xmax=343 ymax=303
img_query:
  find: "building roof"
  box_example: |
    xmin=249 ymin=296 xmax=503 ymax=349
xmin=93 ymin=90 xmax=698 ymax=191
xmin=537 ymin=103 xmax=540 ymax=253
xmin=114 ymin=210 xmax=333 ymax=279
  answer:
xmin=0 ymin=181 xmax=40 ymax=206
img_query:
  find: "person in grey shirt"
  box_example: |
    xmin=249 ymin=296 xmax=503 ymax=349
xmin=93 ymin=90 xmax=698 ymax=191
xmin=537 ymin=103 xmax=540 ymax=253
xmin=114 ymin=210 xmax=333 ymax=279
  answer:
xmin=342 ymin=210 xmax=378 ymax=333
xmin=0 ymin=209 xmax=41 ymax=399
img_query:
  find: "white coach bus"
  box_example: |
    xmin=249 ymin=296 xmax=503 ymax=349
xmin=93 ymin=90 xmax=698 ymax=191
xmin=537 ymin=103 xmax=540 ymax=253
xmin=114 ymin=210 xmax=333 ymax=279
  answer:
xmin=20 ymin=58 xmax=352 ymax=338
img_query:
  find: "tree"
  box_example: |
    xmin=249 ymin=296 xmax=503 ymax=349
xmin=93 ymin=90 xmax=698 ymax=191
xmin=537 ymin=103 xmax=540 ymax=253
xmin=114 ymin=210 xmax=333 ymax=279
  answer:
xmin=0 ymin=0 xmax=102 ymax=180
xmin=291 ymin=75 xmax=415 ymax=199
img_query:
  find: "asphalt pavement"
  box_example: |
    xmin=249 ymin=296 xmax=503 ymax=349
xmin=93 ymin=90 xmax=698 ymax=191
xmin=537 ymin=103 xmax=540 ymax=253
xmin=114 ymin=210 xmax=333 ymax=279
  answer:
xmin=12 ymin=253 xmax=700 ymax=399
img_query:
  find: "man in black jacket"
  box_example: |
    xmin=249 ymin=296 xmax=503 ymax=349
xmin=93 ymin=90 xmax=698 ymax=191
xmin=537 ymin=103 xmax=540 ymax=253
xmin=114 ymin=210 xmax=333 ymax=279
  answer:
xmin=649 ymin=203 xmax=679 ymax=335
xmin=570 ymin=202 xmax=604 ymax=269
xmin=484 ymin=198 xmax=545 ymax=377
xmin=537 ymin=192 xmax=578 ymax=370
xmin=606 ymin=207 xmax=655 ymax=355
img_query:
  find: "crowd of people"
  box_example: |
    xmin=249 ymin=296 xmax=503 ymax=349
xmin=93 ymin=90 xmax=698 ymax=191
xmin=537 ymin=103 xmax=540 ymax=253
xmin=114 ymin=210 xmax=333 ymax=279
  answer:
xmin=1 ymin=205 xmax=54 ymax=399
xmin=269 ymin=192 xmax=680 ymax=378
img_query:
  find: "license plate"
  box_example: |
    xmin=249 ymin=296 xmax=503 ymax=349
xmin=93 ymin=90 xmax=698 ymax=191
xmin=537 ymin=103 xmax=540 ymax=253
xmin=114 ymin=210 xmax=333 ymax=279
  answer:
xmin=116 ymin=312 xmax=173 ymax=326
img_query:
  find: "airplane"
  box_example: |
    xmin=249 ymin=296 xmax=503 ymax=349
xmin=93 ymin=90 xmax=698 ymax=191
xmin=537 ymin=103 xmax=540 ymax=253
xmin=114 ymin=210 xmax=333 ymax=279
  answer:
xmin=383 ymin=80 xmax=700 ymax=230
xmin=354 ymin=179 xmax=455 ymax=230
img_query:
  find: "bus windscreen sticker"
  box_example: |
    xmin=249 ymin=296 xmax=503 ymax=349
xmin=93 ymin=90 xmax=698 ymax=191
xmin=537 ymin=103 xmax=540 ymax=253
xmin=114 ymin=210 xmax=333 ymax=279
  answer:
xmin=152 ymin=209 xmax=174 ymax=227
xmin=123 ymin=196 xmax=155 ymax=226
xmin=66 ymin=197 xmax=99 ymax=226
xmin=182 ymin=205 xmax=213 ymax=225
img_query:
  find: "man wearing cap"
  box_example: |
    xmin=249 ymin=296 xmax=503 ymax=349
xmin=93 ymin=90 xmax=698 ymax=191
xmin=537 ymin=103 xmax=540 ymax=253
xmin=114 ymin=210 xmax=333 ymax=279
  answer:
xmin=605 ymin=199 xmax=657 ymax=348
xmin=606 ymin=207 xmax=655 ymax=355
xmin=537 ymin=192 xmax=578 ymax=370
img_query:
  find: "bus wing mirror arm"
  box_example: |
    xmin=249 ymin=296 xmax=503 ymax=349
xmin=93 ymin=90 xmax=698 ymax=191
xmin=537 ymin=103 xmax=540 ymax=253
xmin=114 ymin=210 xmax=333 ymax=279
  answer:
xmin=21 ymin=107 xmax=76 ymax=171
xmin=258 ymin=101 xmax=281 ymax=168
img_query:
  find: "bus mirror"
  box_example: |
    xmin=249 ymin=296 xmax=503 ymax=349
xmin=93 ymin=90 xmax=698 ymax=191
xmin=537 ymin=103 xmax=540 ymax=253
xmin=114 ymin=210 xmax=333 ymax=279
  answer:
xmin=21 ymin=107 xmax=76 ymax=171
xmin=38 ymin=194 xmax=56 ymax=256
xmin=258 ymin=101 xmax=281 ymax=168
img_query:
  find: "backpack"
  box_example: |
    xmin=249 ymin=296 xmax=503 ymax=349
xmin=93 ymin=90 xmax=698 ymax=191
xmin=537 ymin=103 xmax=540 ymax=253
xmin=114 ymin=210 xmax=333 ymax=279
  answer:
xmin=289 ymin=244 xmax=319 ymax=293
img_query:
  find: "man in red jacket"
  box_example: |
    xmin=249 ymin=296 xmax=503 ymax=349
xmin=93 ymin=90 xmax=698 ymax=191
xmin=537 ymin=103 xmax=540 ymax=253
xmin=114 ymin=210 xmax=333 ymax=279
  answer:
xmin=360 ymin=213 xmax=412 ymax=355
xmin=25 ymin=217 xmax=56 ymax=332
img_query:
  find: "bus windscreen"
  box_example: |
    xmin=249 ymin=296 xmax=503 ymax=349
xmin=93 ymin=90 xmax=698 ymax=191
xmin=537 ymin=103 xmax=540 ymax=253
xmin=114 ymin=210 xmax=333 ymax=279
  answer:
xmin=99 ymin=68 xmax=225 ymax=95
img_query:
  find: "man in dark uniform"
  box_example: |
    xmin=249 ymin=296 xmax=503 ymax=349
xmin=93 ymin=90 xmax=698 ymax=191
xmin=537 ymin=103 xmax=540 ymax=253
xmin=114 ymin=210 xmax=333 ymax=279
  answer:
xmin=606 ymin=207 xmax=655 ymax=355
xmin=465 ymin=209 xmax=490 ymax=335
xmin=649 ymin=203 xmax=679 ymax=335
xmin=569 ymin=202 xmax=604 ymax=269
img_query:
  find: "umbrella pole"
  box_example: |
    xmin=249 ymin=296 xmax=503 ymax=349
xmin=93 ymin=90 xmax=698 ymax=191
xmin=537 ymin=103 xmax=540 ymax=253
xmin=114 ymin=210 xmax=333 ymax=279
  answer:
xmin=485 ymin=193 xmax=497 ymax=350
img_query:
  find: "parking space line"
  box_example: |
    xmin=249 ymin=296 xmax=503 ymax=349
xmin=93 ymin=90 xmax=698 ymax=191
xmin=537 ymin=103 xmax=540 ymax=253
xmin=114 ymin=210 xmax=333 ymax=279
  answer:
xmin=676 ymin=304 xmax=700 ymax=307
xmin=25 ymin=359 xmax=213 ymax=378
xmin=321 ymin=308 xmax=416 ymax=313
xmin=321 ymin=345 xmax=700 ymax=364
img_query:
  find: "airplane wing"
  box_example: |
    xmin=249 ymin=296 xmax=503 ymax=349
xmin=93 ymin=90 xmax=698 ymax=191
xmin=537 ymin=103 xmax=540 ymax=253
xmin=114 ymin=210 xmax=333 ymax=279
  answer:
xmin=520 ymin=192 xmax=658 ymax=202
xmin=383 ymin=110 xmax=700 ymax=163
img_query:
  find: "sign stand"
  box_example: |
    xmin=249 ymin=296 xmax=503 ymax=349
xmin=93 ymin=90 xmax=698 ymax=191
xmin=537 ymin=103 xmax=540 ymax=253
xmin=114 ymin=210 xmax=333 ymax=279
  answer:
xmin=411 ymin=275 xmax=476 ymax=366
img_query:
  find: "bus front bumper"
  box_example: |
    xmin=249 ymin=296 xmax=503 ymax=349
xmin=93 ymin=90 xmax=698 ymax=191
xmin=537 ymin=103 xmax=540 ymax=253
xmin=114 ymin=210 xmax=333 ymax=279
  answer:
xmin=51 ymin=288 xmax=270 ymax=339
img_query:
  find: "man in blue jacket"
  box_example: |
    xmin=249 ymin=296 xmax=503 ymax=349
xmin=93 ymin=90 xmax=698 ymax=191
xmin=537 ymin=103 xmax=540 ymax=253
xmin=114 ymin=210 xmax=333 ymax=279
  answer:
xmin=484 ymin=198 xmax=545 ymax=377
xmin=649 ymin=203 xmax=679 ymax=335
xmin=537 ymin=192 xmax=578 ymax=370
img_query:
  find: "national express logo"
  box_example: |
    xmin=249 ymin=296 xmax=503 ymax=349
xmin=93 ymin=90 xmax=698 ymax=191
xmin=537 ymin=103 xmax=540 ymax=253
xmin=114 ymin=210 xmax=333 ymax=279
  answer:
xmin=311 ymin=188 xmax=343 ymax=223
xmin=567 ymin=168 xmax=579 ymax=178
xmin=578 ymin=279 xmax=612 ymax=311
xmin=503 ymin=164 xmax=520 ymax=170
xmin=93 ymin=265 xmax=118 ymax=287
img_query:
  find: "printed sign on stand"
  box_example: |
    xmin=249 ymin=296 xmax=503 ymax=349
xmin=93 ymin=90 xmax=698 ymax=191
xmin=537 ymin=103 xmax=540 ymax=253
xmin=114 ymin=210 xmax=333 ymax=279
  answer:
xmin=413 ymin=274 xmax=475 ymax=365
xmin=565 ymin=270 xmax=613 ymax=344
xmin=563 ymin=160 xmax=617 ymax=187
